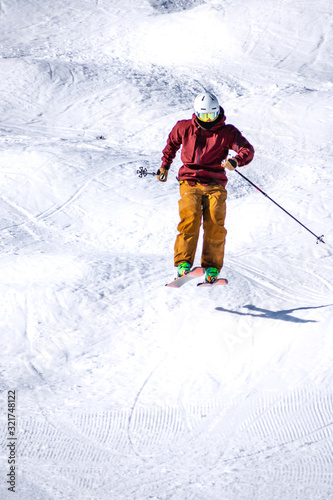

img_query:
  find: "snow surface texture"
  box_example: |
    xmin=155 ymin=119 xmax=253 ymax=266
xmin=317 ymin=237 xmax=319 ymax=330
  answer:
xmin=0 ymin=0 xmax=333 ymax=499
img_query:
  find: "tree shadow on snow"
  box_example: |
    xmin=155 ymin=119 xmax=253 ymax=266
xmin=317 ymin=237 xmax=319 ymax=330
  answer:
xmin=215 ymin=304 xmax=333 ymax=323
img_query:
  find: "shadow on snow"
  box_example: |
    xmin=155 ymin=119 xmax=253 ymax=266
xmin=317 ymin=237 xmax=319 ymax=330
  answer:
xmin=215 ymin=304 xmax=333 ymax=323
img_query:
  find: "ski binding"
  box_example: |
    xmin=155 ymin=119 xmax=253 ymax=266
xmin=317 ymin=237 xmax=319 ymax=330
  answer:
xmin=197 ymin=278 xmax=228 ymax=287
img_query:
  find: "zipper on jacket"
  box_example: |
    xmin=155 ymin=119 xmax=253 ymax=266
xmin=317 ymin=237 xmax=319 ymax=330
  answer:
xmin=195 ymin=129 xmax=204 ymax=179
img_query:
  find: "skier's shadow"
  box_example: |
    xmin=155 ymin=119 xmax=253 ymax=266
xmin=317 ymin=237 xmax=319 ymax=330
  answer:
xmin=215 ymin=304 xmax=333 ymax=323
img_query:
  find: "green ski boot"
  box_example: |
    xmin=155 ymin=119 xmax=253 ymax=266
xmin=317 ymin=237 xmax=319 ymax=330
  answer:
xmin=205 ymin=267 xmax=219 ymax=283
xmin=177 ymin=262 xmax=191 ymax=277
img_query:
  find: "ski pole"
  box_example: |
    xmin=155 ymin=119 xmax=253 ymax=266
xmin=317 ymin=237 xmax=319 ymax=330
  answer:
xmin=137 ymin=166 xmax=167 ymax=181
xmin=137 ymin=167 xmax=157 ymax=178
xmin=234 ymin=168 xmax=325 ymax=244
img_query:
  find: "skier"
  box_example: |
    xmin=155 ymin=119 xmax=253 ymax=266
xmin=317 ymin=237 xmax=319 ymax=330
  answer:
xmin=158 ymin=92 xmax=255 ymax=283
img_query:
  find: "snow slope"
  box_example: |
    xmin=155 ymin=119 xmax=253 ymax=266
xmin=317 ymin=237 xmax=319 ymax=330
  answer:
xmin=0 ymin=0 xmax=333 ymax=498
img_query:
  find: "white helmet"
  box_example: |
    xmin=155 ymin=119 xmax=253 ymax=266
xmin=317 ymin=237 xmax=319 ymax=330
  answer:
xmin=194 ymin=92 xmax=220 ymax=122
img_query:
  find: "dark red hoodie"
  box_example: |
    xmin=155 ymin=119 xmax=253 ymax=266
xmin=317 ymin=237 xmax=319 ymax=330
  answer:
xmin=161 ymin=107 xmax=254 ymax=186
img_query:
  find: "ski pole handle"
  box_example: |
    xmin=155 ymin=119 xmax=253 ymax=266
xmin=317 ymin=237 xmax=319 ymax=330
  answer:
xmin=157 ymin=169 xmax=166 ymax=181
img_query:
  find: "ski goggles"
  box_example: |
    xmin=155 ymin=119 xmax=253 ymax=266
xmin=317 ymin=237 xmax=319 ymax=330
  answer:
xmin=196 ymin=111 xmax=219 ymax=122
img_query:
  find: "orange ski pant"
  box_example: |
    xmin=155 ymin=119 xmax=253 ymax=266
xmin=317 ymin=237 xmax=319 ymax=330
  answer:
xmin=174 ymin=181 xmax=227 ymax=272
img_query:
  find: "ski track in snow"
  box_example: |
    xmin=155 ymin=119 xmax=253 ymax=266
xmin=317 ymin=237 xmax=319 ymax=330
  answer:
xmin=0 ymin=0 xmax=333 ymax=498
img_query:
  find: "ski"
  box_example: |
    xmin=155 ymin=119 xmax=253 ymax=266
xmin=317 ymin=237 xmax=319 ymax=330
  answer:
xmin=197 ymin=278 xmax=228 ymax=287
xmin=165 ymin=267 xmax=204 ymax=288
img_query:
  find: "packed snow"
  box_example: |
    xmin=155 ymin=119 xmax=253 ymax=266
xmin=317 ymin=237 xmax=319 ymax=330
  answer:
xmin=0 ymin=0 xmax=333 ymax=499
